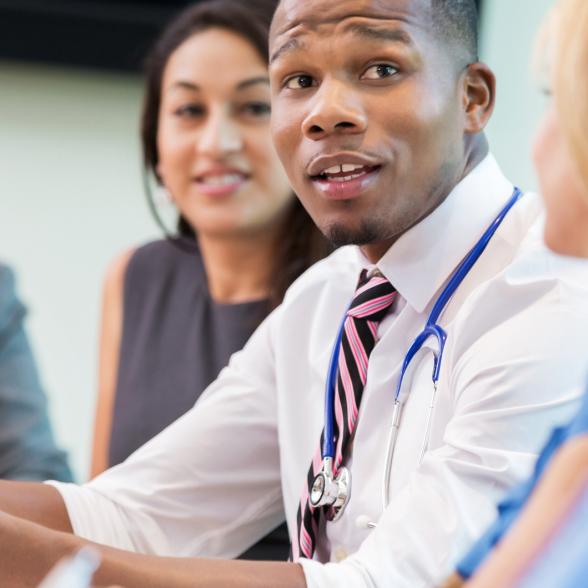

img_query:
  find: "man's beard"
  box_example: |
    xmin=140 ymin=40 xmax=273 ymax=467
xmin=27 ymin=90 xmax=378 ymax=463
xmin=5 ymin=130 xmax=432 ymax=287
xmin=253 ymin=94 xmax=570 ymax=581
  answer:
xmin=324 ymin=217 xmax=391 ymax=248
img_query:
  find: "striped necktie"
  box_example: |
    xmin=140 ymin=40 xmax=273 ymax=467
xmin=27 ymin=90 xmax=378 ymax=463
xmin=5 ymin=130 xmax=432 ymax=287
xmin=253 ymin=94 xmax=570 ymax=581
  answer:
xmin=294 ymin=270 xmax=397 ymax=560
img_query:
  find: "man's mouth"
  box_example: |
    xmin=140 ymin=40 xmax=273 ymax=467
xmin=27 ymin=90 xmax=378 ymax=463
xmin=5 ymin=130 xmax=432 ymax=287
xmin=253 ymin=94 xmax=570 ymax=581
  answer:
xmin=312 ymin=163 xmax=381 ymax=183
xmin=308 ymin=158 xmax=382 ymax=201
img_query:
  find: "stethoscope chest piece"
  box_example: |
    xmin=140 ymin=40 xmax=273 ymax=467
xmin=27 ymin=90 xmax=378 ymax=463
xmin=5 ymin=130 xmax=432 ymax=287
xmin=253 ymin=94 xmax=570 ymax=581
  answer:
xmin=310 ymin=458 xmax=351 ymax=521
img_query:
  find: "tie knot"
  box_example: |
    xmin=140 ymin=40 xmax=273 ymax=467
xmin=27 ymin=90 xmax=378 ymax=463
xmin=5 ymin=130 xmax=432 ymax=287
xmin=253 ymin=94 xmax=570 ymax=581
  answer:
xmin=348 ymin=270 xmax=396 ymax=321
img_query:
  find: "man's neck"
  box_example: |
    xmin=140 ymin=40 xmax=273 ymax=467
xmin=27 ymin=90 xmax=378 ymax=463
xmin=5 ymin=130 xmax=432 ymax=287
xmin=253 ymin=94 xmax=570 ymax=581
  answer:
xmin=360 ymin=136 xmax=490 ymax=264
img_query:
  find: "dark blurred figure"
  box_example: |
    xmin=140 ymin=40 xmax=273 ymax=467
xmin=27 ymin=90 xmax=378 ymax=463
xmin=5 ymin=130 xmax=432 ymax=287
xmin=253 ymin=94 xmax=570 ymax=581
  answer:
xmin=0 ymin=263 xmax=73 ymax=481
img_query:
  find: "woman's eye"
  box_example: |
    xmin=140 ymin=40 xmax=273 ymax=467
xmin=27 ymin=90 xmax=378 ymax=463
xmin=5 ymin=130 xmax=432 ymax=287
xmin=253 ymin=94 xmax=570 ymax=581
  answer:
xmin=241 ymin=101 xmax=271 ymax=117
xmin=284 ymin=75 xmax=315 ymax=90
xmin=174 ymin=104 xmax=205 ymax=118
xmin=362 ymin=64 xmax=399 ymax=80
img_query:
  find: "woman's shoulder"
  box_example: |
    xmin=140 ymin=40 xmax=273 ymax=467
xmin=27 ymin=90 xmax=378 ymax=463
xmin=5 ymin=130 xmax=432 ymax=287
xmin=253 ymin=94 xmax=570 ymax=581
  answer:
xmin=102 ymin=239 xmax=204 ymax=328
xmin=123 ymin=238 xmax=203 ymax=285
xmin=129 ymin=238 xmax=198 ymax=267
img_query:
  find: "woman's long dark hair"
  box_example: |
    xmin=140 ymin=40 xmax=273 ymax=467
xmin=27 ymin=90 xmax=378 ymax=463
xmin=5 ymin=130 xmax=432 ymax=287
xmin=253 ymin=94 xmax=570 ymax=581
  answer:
xmin=141 ymin=0 xmax=331 ymax=309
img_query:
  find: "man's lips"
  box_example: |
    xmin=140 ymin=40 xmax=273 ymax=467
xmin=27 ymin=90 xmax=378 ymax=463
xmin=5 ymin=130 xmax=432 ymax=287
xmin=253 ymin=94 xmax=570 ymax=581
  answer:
xmin=312 ymin=163 xmax=380 ymax=182
xmin=311 ymin=166 xmax=381 ymax=201
xmin=306 ymin=153 xmax=383 ymax=201
xmin=306 ymin=152 xmax=382 ymax=178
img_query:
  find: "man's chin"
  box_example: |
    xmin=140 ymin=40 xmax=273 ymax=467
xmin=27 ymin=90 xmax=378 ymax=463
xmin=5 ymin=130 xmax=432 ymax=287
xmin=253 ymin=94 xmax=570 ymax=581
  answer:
xmin=323 ymin=220 xmax=387 ymax=248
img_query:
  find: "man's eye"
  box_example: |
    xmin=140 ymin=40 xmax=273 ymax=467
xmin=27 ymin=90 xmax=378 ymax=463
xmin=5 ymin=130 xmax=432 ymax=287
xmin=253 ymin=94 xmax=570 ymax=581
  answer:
xmin=284 ymin=75 xmax=315 ymax=90
xmin=361 ymin=64 xmax=399 ymax=80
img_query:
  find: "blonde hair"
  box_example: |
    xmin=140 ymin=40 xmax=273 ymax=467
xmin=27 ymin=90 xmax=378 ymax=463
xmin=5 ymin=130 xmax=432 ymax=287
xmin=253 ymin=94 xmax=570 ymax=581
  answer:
xmin=552 ymin=0 xmax=588 ymax=192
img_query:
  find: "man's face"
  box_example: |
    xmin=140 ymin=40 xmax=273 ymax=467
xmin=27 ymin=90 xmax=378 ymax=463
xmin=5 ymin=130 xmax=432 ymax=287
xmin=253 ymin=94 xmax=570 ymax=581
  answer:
xmin=269 ymin=0 xmax=471 ymax=258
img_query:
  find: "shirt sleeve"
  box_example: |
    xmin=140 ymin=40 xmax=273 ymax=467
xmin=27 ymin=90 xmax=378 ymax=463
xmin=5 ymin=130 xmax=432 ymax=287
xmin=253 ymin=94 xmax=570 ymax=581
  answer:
xmin=300 ymin=266 xmax=588 ymax=587
xmin=0 ymin=265 xmax=73 ymax=482
xmin=48 ymin=307 xmax=285 ymax=558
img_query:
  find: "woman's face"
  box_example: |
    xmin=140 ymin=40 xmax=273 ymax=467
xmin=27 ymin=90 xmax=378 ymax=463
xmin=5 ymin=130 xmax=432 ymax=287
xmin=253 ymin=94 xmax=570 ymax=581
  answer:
xmin=157 ymin=28 xmax=294 ymax=239
xmin=533 ymin=104 xmax=588 ymax=257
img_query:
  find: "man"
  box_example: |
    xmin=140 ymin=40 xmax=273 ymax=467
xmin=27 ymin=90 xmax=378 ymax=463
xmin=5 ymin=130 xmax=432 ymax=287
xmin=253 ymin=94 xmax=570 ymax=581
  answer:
xmin=0 ymin=263 xmax=73 ymax=482
xmin=0 ymin=0 xmax=587 ymax=586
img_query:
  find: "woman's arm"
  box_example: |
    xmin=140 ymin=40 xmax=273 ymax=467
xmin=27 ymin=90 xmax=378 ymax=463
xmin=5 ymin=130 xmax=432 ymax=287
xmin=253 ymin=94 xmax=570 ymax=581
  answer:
xmin=466 ymin=435 xmax=588 ymax=588
xmin=90 ymin=250 xmax=134 ymax=478
xmin=0 ymin=509 xmax=305 ymax=588
xmin=0 ymin=480 xmax=72 ymax=532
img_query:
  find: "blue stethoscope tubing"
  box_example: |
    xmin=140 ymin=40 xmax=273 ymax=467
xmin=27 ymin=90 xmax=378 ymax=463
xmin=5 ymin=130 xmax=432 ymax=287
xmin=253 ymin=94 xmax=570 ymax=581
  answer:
xmin=319 ymin=187 xmax=523 ymax=514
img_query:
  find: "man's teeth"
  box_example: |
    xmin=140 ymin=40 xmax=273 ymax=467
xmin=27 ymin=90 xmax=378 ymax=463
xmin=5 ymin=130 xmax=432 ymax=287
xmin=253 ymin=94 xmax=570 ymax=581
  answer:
xmin=318 ymin=163 xmax=375 ymax=182
xmin=329 ymin=173 xmax=365 ymax=182
xmin=199 ymin=174 xmax=243 ymax=186
xmin=323 ymin=163 xmax=366 ymax=175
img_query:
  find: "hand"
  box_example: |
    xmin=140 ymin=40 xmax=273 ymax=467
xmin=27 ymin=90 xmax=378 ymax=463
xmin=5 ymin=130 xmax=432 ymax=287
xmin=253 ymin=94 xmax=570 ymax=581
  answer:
xmin=438 ymin=572 xmax=465 ymax=588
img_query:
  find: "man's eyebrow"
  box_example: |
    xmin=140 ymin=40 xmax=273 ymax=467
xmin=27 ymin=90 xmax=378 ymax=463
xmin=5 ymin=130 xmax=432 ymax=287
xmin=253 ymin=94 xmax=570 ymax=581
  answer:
xmin=345 ymin=23 xmax=413 ymax=45
xmin=270 ymin=38 xmax=304 ymax=65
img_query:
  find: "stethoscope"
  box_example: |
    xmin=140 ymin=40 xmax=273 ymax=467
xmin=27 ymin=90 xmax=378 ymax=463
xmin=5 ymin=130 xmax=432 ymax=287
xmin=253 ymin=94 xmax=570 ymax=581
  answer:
xmin=309 ymin=187 xmax=523 ymax=524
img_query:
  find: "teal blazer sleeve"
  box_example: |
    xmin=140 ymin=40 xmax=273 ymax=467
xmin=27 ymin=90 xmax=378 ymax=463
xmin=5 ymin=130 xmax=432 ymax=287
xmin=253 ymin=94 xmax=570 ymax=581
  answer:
xmin=0 ymin=264 xmax=73 ymax=481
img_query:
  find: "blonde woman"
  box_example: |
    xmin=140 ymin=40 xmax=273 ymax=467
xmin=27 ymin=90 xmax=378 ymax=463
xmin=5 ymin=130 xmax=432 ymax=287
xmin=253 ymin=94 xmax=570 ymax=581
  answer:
xmin=442 ymin=0 xmax=588 ymax=585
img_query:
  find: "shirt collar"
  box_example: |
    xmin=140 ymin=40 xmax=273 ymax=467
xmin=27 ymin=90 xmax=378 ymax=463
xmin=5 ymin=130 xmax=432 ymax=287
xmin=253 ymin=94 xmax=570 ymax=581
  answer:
xmin=361 ymin=154 xmax=514 ymax=313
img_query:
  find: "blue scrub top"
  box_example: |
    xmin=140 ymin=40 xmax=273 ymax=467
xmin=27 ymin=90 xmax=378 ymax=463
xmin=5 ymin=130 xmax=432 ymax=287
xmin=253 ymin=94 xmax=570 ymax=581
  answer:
xmin=456 ymin=379 xmax=588 ymax=580
xmin=516 ymin=481 xmax=588 ymax=587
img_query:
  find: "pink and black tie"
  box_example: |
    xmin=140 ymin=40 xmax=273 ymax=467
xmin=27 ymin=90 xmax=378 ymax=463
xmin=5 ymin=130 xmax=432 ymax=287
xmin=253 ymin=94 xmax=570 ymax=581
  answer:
xmin=293 ymin=270 xmax=397 ymax=560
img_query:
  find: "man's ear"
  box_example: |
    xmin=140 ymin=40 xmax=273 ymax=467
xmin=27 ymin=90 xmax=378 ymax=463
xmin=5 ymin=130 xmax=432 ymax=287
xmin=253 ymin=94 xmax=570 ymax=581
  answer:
xmin=462 ymin=62 xmax=496 ymax=133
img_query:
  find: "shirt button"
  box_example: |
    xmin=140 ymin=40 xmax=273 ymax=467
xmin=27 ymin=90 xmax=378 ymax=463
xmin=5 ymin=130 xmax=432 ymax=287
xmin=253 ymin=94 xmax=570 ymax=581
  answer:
xmin=334 ymin=546 xmax=349 ymax=562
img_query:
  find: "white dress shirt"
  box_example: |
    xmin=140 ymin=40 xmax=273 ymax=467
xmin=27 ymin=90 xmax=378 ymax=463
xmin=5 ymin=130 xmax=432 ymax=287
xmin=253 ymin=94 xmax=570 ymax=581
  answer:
xmin=50 ymin=155 xmax=588 ymax=587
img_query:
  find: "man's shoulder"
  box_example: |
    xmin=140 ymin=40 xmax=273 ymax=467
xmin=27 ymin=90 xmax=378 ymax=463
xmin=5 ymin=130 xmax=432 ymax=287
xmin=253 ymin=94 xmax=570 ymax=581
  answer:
xmin=461 ymin=190 xmax=586 ymax=296
xmin=498 ymin=191 xmax=587 ymax=291
xmin=450 ymin=192 xmax=588 ymax=359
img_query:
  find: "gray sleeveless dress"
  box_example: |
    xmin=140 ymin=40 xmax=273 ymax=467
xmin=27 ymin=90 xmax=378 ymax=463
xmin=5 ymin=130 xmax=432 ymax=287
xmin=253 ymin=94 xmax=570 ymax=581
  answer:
xmin=109 ymin=239 xmax=289 ymax=560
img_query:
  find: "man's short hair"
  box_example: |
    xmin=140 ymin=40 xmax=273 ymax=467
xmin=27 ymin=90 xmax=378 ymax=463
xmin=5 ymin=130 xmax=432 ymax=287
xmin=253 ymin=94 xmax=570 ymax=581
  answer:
xmin=431 ymin=0 xmax=479 ymax=62
xmin=273 ymin=0 xmax=480 ymax=64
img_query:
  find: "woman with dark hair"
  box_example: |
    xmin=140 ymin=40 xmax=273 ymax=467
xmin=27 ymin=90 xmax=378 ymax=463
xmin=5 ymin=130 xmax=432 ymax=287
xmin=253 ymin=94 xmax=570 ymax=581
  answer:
xmin=90 ymin=0 xmax=330 ymax=561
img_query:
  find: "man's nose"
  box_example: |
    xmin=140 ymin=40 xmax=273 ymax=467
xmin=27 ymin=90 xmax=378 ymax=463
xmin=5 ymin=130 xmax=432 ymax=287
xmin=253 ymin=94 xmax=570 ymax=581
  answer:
xmin=197 ymin=109 xmax=243 ymax=156
xmin=301 ymin=79 xmax=367 ymax=140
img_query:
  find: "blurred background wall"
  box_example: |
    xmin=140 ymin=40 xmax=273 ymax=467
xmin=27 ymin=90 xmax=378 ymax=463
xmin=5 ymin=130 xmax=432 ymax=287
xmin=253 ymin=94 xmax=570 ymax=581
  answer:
xmin=0 ymin=0 xmax=554 ymax=480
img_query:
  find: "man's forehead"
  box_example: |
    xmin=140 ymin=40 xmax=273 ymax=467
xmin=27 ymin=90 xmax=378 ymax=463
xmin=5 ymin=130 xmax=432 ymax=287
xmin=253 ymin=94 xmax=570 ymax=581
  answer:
xmin=271 ymin=0 xmax=430 ymax=41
